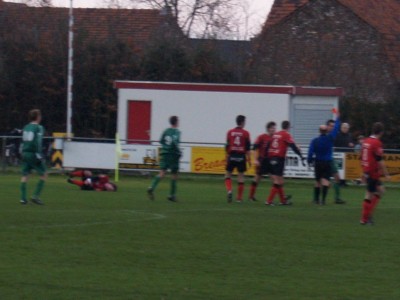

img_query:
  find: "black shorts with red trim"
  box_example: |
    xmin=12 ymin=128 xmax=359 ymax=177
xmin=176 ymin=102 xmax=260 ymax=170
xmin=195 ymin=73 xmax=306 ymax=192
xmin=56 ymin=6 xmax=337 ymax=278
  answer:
xmin=226 ymin=154 xmax=247 ymax=173
xmin=364 ymin=173 xmax=383 ymax=193
xmin=269 ymin=157 xmax=285 ymax=176
xmin=256 ymin=157 xmax=270 ymax=175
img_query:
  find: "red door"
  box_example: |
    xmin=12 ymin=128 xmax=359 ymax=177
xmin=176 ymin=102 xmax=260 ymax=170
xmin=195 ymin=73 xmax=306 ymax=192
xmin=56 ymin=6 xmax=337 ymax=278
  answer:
xmin=127 ymin=101 xmax=151 ymax=144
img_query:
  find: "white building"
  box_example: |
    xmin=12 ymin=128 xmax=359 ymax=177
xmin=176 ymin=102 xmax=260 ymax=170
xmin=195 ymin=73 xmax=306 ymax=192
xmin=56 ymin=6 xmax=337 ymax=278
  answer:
xmin=115 ymin=81 xmax=342 ymax=145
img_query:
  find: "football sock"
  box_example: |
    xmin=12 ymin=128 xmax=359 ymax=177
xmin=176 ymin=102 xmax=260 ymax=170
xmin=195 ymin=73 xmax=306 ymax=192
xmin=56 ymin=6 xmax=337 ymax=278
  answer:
xmin=170 ymin=179 xmax=177 ymax=196
xmin=277 ymin=185 xmax=285 ymax=203
xmin=238 ymin=182 xmax=244 ymax=200
xmin=267 ymin=184 xmax=279 ymax=203
xmin=225 ymin=178 xmax=232 ymax=192
xmin=249 ymin=181 xmax=258 ymax=198
xmin=334 ymin=182 xmax=340 ymax=200
xmin=362 ymin=199 xmax=371 ymax=222
xmin=33 ymin=179 xmax=45 ymax=198
xmin=322 ymin=186 xmax=329 ymax=203
xmin=20 ymin=182 xmax=27 ymax=200
xmin=314 ymin=187 xmax=320 ymax=202
xmin=150 ymin=175 xmax=161 ymax=191
xmin=370 ymin=194 xmax=381 ymax=216
xmin=70 ymin=180 xmax=84 ymax=187
xmin=70 ymin=170 xmax=84 ymax=178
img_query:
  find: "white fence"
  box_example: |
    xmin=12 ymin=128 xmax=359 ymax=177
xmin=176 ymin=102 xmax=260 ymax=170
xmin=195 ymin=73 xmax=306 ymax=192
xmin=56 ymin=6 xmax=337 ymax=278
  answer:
xmin=62 ymin=141 xmax=346 ymax=179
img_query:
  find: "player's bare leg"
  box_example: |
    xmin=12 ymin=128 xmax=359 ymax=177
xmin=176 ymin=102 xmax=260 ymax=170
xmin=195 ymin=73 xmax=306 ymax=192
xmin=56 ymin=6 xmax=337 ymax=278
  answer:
xmin=225 ymin=171 xmax=233 ymax=203
xmin=148 ymin=170 xmax=166 ymax=200
xmin=237 ymin=172 xmax=245 ymax=203
xmin=20 ymin=175 xmax=29 ymax=205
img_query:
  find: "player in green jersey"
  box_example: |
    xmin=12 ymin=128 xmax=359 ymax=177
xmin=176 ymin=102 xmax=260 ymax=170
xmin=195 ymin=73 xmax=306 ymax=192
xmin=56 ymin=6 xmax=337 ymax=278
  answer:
xmin=20 ymin=109 xmax=47 ymax=205
xmin=147 ymin=116 xmax=181 ymax=202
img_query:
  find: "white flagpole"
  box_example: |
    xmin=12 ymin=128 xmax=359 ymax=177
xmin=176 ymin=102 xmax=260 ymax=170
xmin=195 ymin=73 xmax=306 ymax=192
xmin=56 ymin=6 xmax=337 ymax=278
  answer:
xmin=66 ymin=0 xmax=74 ymax=138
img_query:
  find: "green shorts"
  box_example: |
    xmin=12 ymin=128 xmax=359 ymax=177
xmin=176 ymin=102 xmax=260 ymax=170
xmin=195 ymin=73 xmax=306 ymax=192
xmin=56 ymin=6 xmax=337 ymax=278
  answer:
xmin=21 ymin=152 xmax=47 ymax=176
xmin=330 ymin=160 xmax=339 ymax=175
xmin=159 ymin=154 xmax=180 ymax=174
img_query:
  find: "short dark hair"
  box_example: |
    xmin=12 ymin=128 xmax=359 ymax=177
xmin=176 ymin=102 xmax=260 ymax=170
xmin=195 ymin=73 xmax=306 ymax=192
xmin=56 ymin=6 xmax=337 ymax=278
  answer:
xmin=169 ymin=116 xmax=178 ymax=126
xmin=236 ymin=115 xmax=246 ymax=126
xmin=326 ymin=119 xmax=334 ymax=126
xmin=372 ymin=122 xmax=384 ymax=135
xmin=266 ymin=121 xmax=276 ymax=130
xmin=282 ymin=120 xmax=290 ymax=130
xmin=29 ymin=109 xmax=41 ymax=122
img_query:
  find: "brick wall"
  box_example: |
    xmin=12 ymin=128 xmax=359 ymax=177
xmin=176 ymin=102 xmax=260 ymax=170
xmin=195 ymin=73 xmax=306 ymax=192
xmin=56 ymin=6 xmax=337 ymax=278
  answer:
xmin=252 ymin=0 xmax=399 ymax=102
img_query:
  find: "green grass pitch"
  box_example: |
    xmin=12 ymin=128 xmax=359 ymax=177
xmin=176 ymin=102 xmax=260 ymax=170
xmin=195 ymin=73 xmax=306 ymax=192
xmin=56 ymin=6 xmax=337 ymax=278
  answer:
xmin=1 ymin=173 xmax=399 ymax=299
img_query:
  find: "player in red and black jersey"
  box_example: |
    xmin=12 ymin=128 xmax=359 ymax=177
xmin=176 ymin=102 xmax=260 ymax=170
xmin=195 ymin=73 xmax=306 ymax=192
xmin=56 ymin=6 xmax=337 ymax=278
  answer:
xmin=360 ymin=122 xmax=390 ymax=225
xmin=248 ymin=121 xmax=276 ymax=201
xmin=68 ymin=170 xmax=117 ymax=192
xmin=266 ymin=120 xmax=306 ymax=205
xmin=225 ymin=115 xmax=251 ymax=203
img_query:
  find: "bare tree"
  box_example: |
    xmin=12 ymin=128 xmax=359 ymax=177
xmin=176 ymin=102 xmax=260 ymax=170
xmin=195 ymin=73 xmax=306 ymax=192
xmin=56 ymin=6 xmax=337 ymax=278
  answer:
xmin=102 ymin=0 xmax=251 ymax=39
xmin=16 ymin=0 xmax=52 ymax=7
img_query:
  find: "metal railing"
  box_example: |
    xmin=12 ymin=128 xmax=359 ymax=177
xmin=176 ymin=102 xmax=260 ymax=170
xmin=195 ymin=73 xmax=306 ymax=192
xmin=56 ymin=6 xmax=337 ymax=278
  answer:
xmin=1 ymin=135 xmax=400 ymax=173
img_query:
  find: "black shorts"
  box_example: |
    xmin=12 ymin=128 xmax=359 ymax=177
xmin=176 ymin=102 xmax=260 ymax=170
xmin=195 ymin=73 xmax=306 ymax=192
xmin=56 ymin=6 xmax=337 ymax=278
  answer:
xmin=226 ymin=154 xmax=247 ymax=173
xmin=315 ymin=161 xmax=332 ymax=181
xmin=256 ymin=158 xmax=270 ymax=175
xmin=269 ymin=157 xmax=285 ymax=176
xmin=365 ymin=175 xmax=383 ymax=193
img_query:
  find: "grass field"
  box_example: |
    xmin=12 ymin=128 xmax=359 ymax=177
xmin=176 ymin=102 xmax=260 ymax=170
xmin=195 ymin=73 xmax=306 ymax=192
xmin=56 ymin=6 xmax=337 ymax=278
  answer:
xmin=1 ymin=173 xmax=399 ymax=300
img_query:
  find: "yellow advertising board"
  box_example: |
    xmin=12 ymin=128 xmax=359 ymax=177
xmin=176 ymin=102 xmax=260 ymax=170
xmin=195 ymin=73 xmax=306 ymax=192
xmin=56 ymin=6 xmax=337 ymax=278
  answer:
xmin=345 ymin=153 xmax=400 ymax=182
xmin=191 ymin=147 xmax=255 ymax=175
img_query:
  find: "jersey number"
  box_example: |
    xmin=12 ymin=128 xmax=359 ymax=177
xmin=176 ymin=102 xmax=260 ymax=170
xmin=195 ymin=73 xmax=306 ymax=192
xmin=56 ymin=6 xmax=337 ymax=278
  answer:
xmin=233 ymin=136 xmax=242 ymax=146
xmin=23 ymin=131 xmax=34 ymax=142
xmin=271 ymin=139 xmax=279 ymax=149
xmin=164 ymin=136 xmax=173 ymax=145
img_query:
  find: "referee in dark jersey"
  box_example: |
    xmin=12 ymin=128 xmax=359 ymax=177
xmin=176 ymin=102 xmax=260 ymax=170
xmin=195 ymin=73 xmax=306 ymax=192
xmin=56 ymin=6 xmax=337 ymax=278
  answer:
xmin=308 ymin=123 xmax=339 ymax=205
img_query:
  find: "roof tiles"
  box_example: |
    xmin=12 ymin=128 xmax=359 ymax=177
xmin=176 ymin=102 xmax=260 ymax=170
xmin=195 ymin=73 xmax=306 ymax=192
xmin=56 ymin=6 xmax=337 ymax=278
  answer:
xmin=263 ymin=0 xmax=400 ymax=81
xmin=0 ymin=1 xmax=178 ymax=49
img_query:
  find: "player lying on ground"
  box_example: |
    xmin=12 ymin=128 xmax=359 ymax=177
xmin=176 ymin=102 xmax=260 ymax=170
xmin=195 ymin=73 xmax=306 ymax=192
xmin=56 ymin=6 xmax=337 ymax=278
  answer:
xmin=248 ymin=121 xmax=276 ymax=201
xmin=224 ymin=115 xmax=251 ymax=203
xmin=266 ymin=120 xmax=306 ymax=206
xmin=20 ymin=109 xmax=47 ymax=205
xmin=147 ymin=116 xmax=181 ymax=202
xmin=360 ymin=122 xmax=390 ymax=225
xmin=68 ymin=170 xmax=117 ymax=191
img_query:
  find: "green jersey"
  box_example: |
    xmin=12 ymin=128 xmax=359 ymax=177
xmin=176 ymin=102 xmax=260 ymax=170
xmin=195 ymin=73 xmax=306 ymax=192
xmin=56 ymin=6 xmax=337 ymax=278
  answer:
xmin=22 ymin=123 xmax=44 ymax=154
xmin=160 ymin=127 xmax=180 ymax=155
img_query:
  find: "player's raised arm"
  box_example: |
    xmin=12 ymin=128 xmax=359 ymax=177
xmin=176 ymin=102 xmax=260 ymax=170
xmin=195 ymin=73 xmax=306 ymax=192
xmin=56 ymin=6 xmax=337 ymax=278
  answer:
xmin=329 ymin=112 xmax=341 ymax=139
